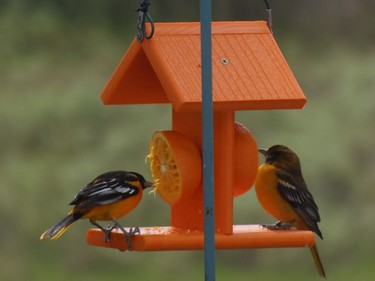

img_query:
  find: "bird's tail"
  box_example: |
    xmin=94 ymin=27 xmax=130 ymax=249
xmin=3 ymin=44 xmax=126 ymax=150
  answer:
xmin=40 ymin=213 xmax=82 ymax=240
xmin=310 ymin=243 xmax=326 ymax=278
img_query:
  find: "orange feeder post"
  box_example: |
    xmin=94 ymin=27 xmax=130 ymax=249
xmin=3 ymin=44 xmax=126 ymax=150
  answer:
xmin=87 ymin=21 xmax=312 ymax=251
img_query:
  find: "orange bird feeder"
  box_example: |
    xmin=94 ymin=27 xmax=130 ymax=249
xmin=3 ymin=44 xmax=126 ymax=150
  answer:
xmin=86 ymin=21 xmax=313 ymax=251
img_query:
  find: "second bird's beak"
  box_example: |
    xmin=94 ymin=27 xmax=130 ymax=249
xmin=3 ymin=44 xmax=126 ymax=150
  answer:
xmin=144 ymin=181 xmax=154 ymax=188
xmin=258 ymin=148 xmax=268 ymax=157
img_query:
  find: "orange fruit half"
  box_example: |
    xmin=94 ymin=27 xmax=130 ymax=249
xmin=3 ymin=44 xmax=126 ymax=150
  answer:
xmin=233 ymin=122 xmax=258 ymax=197
xmin=148 ymin=130 xmax=202 ymax=206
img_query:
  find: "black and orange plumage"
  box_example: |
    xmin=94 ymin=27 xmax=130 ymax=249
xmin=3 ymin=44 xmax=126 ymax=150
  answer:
xmin=255 ymin=145 xmax=326 ymax=278
xmin=40 ymin=170 xmax=153 ymax=249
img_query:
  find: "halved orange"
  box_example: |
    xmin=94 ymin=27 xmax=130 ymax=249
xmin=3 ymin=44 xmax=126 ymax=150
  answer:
xmin=148 ymin=130 xmax=202 ymax=206
xmin=233 ymin=122 xmax=258 ymax=197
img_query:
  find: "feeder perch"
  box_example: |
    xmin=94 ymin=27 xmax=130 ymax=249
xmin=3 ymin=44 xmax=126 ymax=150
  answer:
xmin=87 ymin=21 xmax=312 ymax=251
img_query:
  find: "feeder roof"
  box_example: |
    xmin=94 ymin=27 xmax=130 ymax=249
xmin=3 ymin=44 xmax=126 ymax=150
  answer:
xmin=101 ymin=21 xmax=306 ymax=112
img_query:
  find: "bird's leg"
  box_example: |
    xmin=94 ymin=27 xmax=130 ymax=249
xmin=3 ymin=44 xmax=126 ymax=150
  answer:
xmin=112 ymin=220 xmax=140 ymax=251
xmin=105 ymin=222 xmax=118 ymax=232
xmin=90 ymin=220 xmax=113 ymax=242
xmin=262 ymin=221 xmax=294 ymax=230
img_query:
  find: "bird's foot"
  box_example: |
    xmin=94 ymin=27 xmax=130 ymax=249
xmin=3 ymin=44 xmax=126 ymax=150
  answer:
xmin=103 ymin=223 xmax=118 ymax=242
xmin=262 ymin=221 xmax=294 ymax=230
xmin=111 ymin=221 xmax=140 ymax=251
xmin=127 ymin=226 xmax=141 ymax=236
xmin=124 ymin=227 xmax=140 ymax=250
xmin=90 ymin=221 xmax=116 ymax=243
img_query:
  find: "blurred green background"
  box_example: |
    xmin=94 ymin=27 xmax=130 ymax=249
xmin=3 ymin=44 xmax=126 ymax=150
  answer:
xmin=1 ymin=0 xmax=374 ymax=280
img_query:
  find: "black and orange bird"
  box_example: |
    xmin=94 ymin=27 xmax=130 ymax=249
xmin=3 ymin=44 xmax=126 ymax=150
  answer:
xmin=255 ymin=145 xmax=326 ymax=278
xmin=40 ymin=170 xmax=153 ymax=249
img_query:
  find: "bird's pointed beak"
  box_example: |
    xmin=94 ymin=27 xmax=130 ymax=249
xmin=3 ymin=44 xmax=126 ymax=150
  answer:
xmin=258 ymin=148 xmax=268 ymax=157
xmin=143 ymin=181 xmax=154 ymax=189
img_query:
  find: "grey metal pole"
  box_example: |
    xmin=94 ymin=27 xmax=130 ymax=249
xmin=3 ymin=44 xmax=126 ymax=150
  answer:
xmin=199 ymin=1 xmax=216 ymax=281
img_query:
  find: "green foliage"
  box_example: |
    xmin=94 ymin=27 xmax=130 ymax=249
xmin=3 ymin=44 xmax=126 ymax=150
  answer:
xmin=1 ymin=1 xmax=374 ymax=281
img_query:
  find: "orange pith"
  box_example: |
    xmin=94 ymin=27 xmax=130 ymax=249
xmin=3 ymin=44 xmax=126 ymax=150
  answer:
xmin=148 ymin=130 xmax=202 ymax=205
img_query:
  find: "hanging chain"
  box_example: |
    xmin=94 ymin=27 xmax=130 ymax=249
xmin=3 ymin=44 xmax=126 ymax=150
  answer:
xmin=263 ymin=0 xmax=273 ymax=33
xmin=136 ymin=0 xmax=155 ymax=42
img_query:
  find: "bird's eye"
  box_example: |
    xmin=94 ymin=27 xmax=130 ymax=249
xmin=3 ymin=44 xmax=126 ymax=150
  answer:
xmin=266 ymin=154 xmax=276 ymax=163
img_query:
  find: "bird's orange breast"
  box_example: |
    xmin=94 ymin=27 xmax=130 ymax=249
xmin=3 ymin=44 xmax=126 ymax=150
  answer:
xmin=82 ymin=189 xmax=143 ymax=221
xmin=255 ymin=164 xmax=302 ymax=226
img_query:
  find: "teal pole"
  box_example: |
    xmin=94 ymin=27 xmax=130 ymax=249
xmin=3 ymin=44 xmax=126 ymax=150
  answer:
xmin=200 ymin=1 xmax=216 ymax=281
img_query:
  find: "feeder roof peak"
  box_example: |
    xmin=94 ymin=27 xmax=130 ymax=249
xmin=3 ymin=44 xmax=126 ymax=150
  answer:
xmin=101 ymin=21 xmax=306 ymax=112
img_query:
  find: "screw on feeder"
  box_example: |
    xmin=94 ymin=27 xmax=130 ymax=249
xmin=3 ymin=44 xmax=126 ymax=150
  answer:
xmin=136 ymin=0 xmax=155 ymax=42
xmin=205 ymin=207 xmax=213 ymax=216
xmin=220 ymin=57 xmax=229 ymax=65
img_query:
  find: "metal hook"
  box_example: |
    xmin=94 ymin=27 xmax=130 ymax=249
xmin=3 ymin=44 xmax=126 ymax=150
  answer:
xmin=136 ymin=0 xmax=155 ymax=42
xmin=263 ymin=0 xmax=273 ymax=33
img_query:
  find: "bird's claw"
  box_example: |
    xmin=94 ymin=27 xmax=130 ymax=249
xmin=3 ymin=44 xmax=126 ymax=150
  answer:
xmin=262 ymin=221 xmax=294 ymax=230
xmin=105 ymin=221 xmax=140 ymax=251
xmin=90 ymin=220 xmax=117 ymax=243
xmin=128 ymin=226 xmax=140 ymax=236
xmin=104 ymin=232 xmax=111 ymax=243
xmin=103 ymin=223 xmax=117 ymax=242
xmin=124 ymin=226 xmax=140 ymax=251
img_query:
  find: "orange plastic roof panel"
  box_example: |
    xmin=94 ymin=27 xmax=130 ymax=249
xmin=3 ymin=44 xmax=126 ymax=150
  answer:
xmin=142 ymin=35 xmax=200 ymax=111
xmin=141 ymin=21 xmax=306 ymax=112
xmin=100 ymin=21 xmax=306 ymax=112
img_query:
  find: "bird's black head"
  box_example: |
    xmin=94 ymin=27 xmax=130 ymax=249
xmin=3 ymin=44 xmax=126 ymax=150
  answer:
xmin=128 ymin=171 xmax=154 ymax=190
xmin=258 ymin=145 xmax=301 ymax=171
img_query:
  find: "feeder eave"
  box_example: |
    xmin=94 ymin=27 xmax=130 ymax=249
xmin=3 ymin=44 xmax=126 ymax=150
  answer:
xmin=100 ymin=39 xmax=170 ymax=106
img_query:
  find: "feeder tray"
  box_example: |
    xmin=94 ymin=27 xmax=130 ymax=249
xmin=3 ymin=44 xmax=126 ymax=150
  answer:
xmin=87 ymin=225 xmax=315 ymax=251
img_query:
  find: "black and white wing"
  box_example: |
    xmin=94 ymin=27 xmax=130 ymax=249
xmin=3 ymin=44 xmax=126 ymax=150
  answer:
xmin=69 ymin=171 xmax=140 ymax=210
xmin=276 ymin=169 xmax=322 ymax=239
